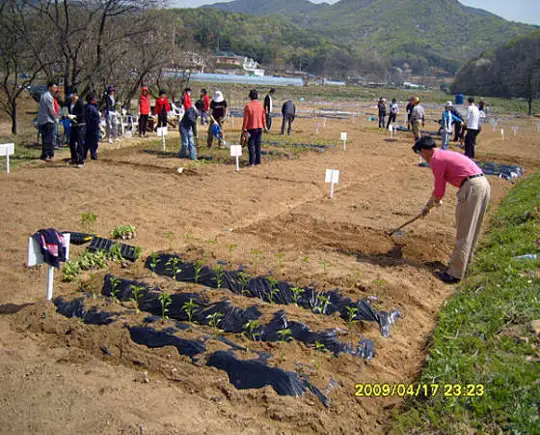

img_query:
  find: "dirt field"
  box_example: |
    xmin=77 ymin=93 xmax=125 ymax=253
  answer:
xmin=0 ymin=98 xmax=538 ymax=434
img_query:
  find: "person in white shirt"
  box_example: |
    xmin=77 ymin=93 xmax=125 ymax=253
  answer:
xmin=387 ymin=98 xmax=399 ymax=129
xmin=464 ymin=97 xmax=480 ymax=159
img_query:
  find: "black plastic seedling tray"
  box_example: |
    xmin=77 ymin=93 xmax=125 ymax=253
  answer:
xmin=67 ymin=232 xmax=97 ymax=245
xmin=88 ymin=237 xmax=139 ymax=262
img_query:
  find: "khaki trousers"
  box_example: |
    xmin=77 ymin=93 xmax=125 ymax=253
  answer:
xmin=447 ymin=176 xmax=491 ymax=279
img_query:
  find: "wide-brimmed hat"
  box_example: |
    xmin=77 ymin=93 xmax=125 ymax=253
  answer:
xmin=213 ymin=91 xmax=224 ymax=103
xmin=445 ymin=101 xmax=453 ymax=107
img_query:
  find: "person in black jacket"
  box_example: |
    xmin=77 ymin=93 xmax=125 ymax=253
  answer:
xmin=104 ymin=85 xmax=118 ymax=143
xmin=84 ymin=93 xmax=101 ymax=161
xmin=450 ymin=106 xmax=464 ymax=142
xmin=377 ymin=97 xmax=387 ymax=129
xmin=264 ymin=88 xmax=275 ymax=131
xmin=179 ymin=107 xmax=199 ymax=161
xmin=67 ymin=88 xmax=86 ymax=167
xmin=281 ymin=100 xmax=296 ymax=135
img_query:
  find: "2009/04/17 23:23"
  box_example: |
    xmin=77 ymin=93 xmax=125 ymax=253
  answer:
xmin=354 ymin=383 xmax=485 ymax=398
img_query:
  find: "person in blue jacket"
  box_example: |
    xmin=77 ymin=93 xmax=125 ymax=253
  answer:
xmin=440 ymin=102 xmax=462 ymax=150
xmin=84 ymin=93 xmax=101 ymax=161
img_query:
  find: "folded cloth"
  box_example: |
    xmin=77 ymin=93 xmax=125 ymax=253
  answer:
xmin=32 ymin=229 xmax=67 ymax=268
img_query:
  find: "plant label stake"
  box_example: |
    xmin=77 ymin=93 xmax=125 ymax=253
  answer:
xmin=340 ymin=132 xmax=347 ymax=150
xmin=230 ymin=145 xmax=242 ymax=171
xmin=501 ymin=128 xmax=505 ymax=140
xmin=536 ymin=122 xmax=540 ymax=132
xmin=388 ymin=124 xmax=393 ymax=139
xmin=325 ymin=169 xmax=340 ymax=199
xmin=157 ymin=126 xmax=168 ymax=151
xmin=316 ymin=123 xmax=320 ymax=135
xmin=0 ymin=143 xmax=14 ymax=174
xmin=512 ymin=126 xmax=518 ymax=137
xmin=27 ymin=233 xmax=70 ymax=300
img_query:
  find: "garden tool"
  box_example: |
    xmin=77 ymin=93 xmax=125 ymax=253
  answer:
xmin=387 ymin=212 xmax=424 ymax=236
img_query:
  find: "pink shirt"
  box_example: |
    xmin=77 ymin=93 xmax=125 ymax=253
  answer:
xmin=430 ymin=149 xmax=483 ymax=199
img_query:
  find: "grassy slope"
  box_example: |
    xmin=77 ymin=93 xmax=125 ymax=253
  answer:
xmin=394 ymin=171 xmax=540 ymax=433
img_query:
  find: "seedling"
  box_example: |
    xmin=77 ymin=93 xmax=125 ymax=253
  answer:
xmin=277 ymin=328 xmax=292 ymax=342
xmin=165 ymin=257 xmax=183 ymax=280
xmin=108 ymin=243 xmax=123 ymax=262
xmin=345 ymin=306 xmax=359 ymax=347
xmin=110 ymin=224 xmax=137 ymax=240
xmin=320 ymin=260 xmax=329 ymax=277
xmin=182 ymin=298 xmax=198 ymax=323
xmin=315 ymin=340 xmax=329 ymax=353
xmin=243 ymin=319 xmax=261 ymax=341
xmin=62 ymin=260 xmax=81 ymax=282
xmin=250 ymin=249 xmax=264 ymax=275
xmin=80 ymin=212 xmax=97 ymax=232
xmin=227 ymin=243 xmax=238 ymax=265
xmin=164 ymin=231 xmax=175 ymax=248
xmin=213 ymin=264 xmax=225 ymax=289
xmin=207 ymin=312 xmax=223 ymax=338
xmin=290 ymin=286 xmax=305 ymax=306
xmin=158 ymin=292 xmax=172 ymax=319
xmin=130 ymin=284 xmax=146 ymax=313
xmin=266 ymin=276 xmax=280 ymax=304
xmin=237 ymin=271 xmax=251 ymax=296
xmin=109 ymin=276 xmax=122 ymax=301
xmin=149 ymin=253 xmax=161 ymax=275
xmin=374 ymin=278 xmax=387 ymax=287
xmin=313 ymin=292 xmax=331 ymax=315
xmin=193 ymin=259 xmax=205 ymax=283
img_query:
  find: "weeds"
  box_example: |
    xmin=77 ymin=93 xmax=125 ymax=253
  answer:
xmin=158 ymin=292 xmax=172 ymax=320
xmin=182 ymin=298 xmax=198 ymax=323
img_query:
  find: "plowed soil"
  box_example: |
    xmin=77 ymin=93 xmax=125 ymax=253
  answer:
xmin=1 ymin=99 xmax=538 ymax=434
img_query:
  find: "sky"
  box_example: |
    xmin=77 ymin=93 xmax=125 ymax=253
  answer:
xmin=171 ymin=0 xmax=540 ymax=26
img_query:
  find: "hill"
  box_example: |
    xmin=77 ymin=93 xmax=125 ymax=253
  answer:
xmin=204 ymin=0 xmax=325 ymax=15
xmin=197 ymin=0 xmax=537 ymax=78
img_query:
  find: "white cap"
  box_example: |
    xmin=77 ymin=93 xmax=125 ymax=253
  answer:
xmin=445 ymin=101 xmax=453 ymax=107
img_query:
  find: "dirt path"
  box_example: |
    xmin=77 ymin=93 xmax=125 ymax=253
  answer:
xmin=0 ymin=113 xmax=535 ymax=434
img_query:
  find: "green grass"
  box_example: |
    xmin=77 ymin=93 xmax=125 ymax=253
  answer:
xmin=393 ymin=171 xmax=540 ymax=434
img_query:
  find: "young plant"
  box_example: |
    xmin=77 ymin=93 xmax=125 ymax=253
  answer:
xmin=165 ymin=257 xmax=182 ymax=280
xmin=250 ymin=249 xmax=264 ymax=275
xmin=237 ymin=271 xmax=251 ymax=296
xmin=164 ymin=231 xmax=175 ymax=248
xmin=80 ymin=212 xmax=97 ymax=232
xmin=193 ymin=259 xmax=205 ymax=283
xmin=62 ymin=260 xmax=81 ymax=282
xmin=206 ymin=312 xmax=223 ymax=338
xmin=314 ymin=293 xmax=331 ymax=315
xmin=110 ymin=224 xmax=137 ymax=240
xmin=345 ymin=306 xmax=359 ymax=347
xmin=266 ymin=276 xmax=280 ymax=304
xmin=108 ymin=243 xmax=123 ymax=262
xmin=290 ymin=286 xmax=305 ymax=306
xmin=109 ymin=276 xmax=122 ymax=301
xmin=315 ymin=340 xmax=329 ymax=353
xmin=320 ymin=260 xmax=329 ymax=277
xmin=130 ymin=284 xmax=146 ymax=313
xmin=213 ymin=264 xmax=225 ymax=289
xmin=158 ymin=292 xmax=172 ymax=320
xmin=182 ymin=298 xmax=198 ymax=323
xmin=243 ymin=319 xmax=261 ymax=341
xmin=148 ymin=253 xmax=161 ymax=275
xmin=274 ymin=252 xmax=285 ymax=270
xmin=277 ymin=328 xmax=292 ymax=342
xmin=227 ymin=243 xmax=238 ymax=266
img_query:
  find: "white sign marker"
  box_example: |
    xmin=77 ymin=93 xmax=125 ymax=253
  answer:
xmin=340 ymin=132 xmax=347 ymax=150
xmin=230 ymin=145 xmax=242 ymax=171
xmin=0 ymin=143 xmax=14 ymax=174
xmin=388 ymin=124 xmax=394 ymax=139
xmin=157 ymin=126 xmax=168 ymax=151
xmin=501 ymin=128 xmax=505 ymax=140
xmin=27 ymin=233 xmax=71 ymax=300
xmin=512 ymin=126 xmax=519 ymax=137
xmin=325 ymin=169 xmax=340 ymax=199
xmin=536 ymin=122 xmax=540 ymax=132
xmin=315 ymin=123 xmax=320 ymax=135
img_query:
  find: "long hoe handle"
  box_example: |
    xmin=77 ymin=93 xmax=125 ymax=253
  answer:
xmin=387 ymin=213 xmax=424 ymax=236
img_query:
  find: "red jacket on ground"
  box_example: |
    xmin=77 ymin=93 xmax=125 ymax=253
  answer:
xmin=139 ymin=92 xmax=150 ymax=115
xmin=155 ymin=96 xmax=170 ymax=116
xmin=183 ymin=92 xmax=192 ymax=110
xmin=203 ymin=94 xmax=210 ymax=112
xmin=242 ymin=100 xmax=266 ymax=131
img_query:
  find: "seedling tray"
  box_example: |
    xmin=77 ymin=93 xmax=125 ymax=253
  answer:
xmin=88 ymin=237 xmax=139 ymax=261
xmin=66 ymin=231 xmax=96 ymax=245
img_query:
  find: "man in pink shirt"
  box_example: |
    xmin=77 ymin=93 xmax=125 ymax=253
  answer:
xmin=413 ymin=136 xmax=491 ymax=284
xmin=242 ymin=89 xmax=267 ymax=166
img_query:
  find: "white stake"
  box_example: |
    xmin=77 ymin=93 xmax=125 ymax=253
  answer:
xmin=536 ymin=122 xmax=540 ymax=132
xmin=46 ymin=266 xmax=54 ymax=300
xmin=389 ymin=124 xmax=393 ymax=139
xmin=157 ymin=127 xmax=168 ymax=151
xmin=325 ymin=169 xmax=340 ymax=199
xmin=230 ymin=145 xmax=242 ymax=172
xmin=501 ymin=128 xmax=505 ymax=140
xmin=512 ymin=126 xmax=518 ymax=137
xmin=340 ymin=132 xmax=347 ymax=150
xmin=316 ymin=123 xmax=320 ymax=135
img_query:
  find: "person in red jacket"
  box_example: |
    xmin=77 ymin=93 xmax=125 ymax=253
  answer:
xmin=182 ymin=88 xmax=192 ymax=111
xmin=200 ymin=88 xmax=210 ymax=125
xmin=242 ymin=89 xmax=267 ymax=166
xmin=155 ymin=89 xmax=170 ymax=128
xmin=139 ymin=86 xmax=150 ymax=137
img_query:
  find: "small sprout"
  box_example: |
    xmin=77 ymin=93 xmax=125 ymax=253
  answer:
xmin=315 ymin=340 xmax=328 ymax=353
xmin=314 ymin=293 xmax=331 ymax=315
xmin=193 ymin=259 xmax=205 ymax=283
xmin=165 ymin=257 xmax=183 ymax=280
xmin=158 ymin=292 xmax=172 ymax=319
xmin=130 ymin=284 xmax=146 ymax=313
xmin=237 ymin=271 xmax=251 ymax=296
xmin=182 ymin=298 xmax=198 ymax=323
xmin=320 ymin=260 xmax=329 ymax=276
xmin=274 ymin=252 xmax=285 ymax=269
xmin=277 ymin=328 xmax=292 ymax=342
xmin=290 ymin=286 xmax=305 ymax=306
xmin=164 ymin=231 xmax=175 ymax=247
xmin=266 ymin=276 xmax=280 ymax=304
xmin=149 ymin=253 xmax=161 ymax=275
xmin=213 ymin=264 xmax=225 ymax=289
xmin=243 ymin=319 xmax=261 ymax=341
xmin=227 ymin=243 xmax=238 ymax=265
xmin=109 ymin=276 xmax=122 ymax=301
xmin=207 ymin=312 xmax=223 ymax=337
xmin=345 ymin=306 xmax=359 ymax=347
xmin=250 ymin=249 xmax=264 ymax=275
xmin=80 ymin=212 xmax=97 ymax=232
xmin=374 ymin=278 xmax=387 ymax=287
